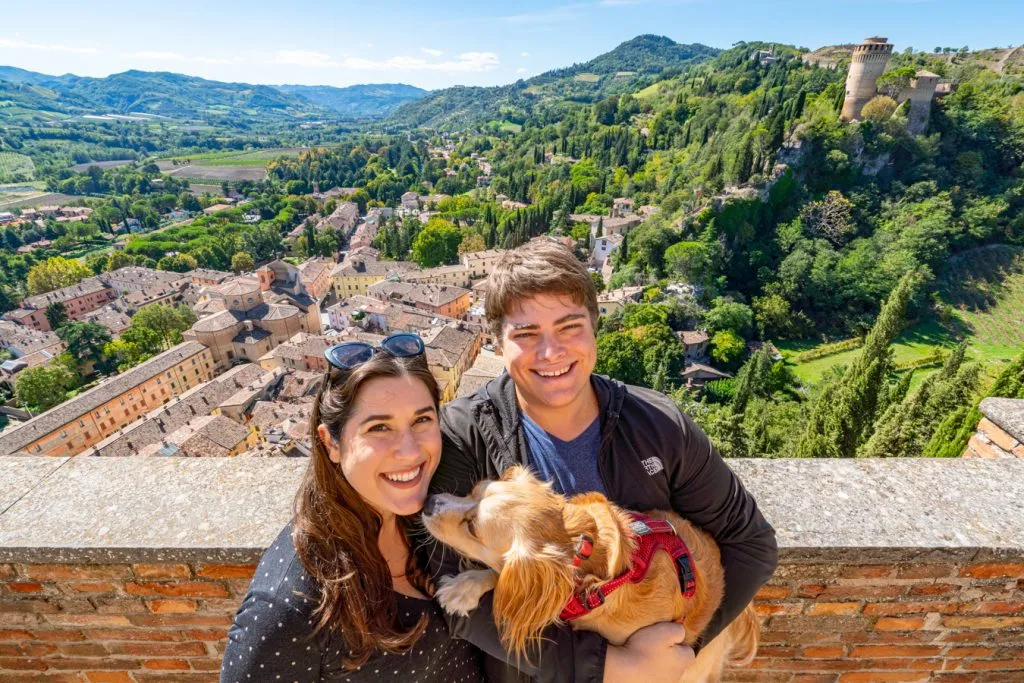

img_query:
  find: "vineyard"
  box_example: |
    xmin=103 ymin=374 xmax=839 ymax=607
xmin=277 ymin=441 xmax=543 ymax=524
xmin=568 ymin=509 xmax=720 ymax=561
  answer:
xmin=0 ymin=153 xmax=35 ymax=183
xmin=939 ymin=244 xmax=1024 ymax=356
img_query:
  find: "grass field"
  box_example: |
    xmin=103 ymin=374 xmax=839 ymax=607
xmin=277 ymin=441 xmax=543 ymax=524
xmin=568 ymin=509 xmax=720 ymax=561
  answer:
xmin=780 ymin=244 xmax=1024 ymax=387
xmin=0 ymin=152 xmax=35 ymax=183
xmin=161 ymin=147 xmax=308 ymax=166
xmin=573 ymin=73 xmax=601 ymax=83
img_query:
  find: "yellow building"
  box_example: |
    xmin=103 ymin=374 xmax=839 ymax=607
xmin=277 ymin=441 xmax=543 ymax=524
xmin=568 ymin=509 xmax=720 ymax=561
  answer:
xmin=0 ymin=341 xmax=213 ymax=457
xmin=331 ymin=256 xmax=418 ymax=297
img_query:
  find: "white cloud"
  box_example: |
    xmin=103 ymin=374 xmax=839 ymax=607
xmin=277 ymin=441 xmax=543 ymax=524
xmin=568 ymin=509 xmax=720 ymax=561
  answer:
xmin=269 ymin=50 xmax=341 ymax=67
xmin=520 ymin=52 xmax=530 ymax=57
xmin=421 ymin=48 xmax=444 ymax=57
xmin=0 ymin=38 xmax=100 ymax=54
xmin=124 ymin=51 xmax=242 ymax=65
xmin=341 ymin=51 xmax=500 ymax=73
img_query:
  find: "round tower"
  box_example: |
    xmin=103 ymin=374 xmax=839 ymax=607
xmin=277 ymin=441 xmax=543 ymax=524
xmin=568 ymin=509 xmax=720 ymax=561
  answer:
xmin=841 ymin=36 xmax=894 ymax=121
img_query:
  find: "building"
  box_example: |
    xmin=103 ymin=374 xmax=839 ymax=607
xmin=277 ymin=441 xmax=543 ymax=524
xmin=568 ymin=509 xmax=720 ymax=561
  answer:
xmin=190 ymin=269 xmax=233 ymax=286
xmin=899 ymin=70 xmax=940 ymax=135
xmin=455 ymin=353 xmax=505 ymax=399
xmin=4 ymin=278 xmax=117 ymax=332
xmin=420 ymin=324 xmax=483 ymax=402
xmin=0 ymin=341 xmax=213 ymax=457
xmin=610 ymin=197 xmax=634 ymax=218
xmin=590 ymin=234 xmax=623 ymax=268
xmin=678 ymin=330 xmax=710 ymax=363
xmin=203 ymin=204 xmax=233 ymax=215
xmin=405 ymin=264 xmax=472 ymax=288
xmin=401 ymin=192 xmax=420 ymax=211
xmin=366 ymin=280 xmax=472 ymax=319
xmin=100 ymin=267 xmax=187 ymax=295
xmin=681 ymin=362 xmax=732 ymax=388
xmin=331 ymin=256 xmax=418 ymax=298
xmin=80 ymin=303 xmax=133 ymax=337
xmin=184 ymin=278 xmax=311 ymax=372
xmin=257 ymin=332 xmax=332 ymax=374
xmin=841 ymin=37 xmax=895 ymax=121
xmin=136 ymin=414 xmax=256 ymax=457
xmin=254 ymin=261 xmax=328 ymax=331
xmin=325 ymin=295 xmax=390 ymax=332
xmin=318 ymin=201 xmax=359 ymax=233
xmin=0 ymin=322 xmax=64 ymax=370
xmin=597 ymin=285 xmax=644 ymax=317
xmin=460 ymin=249 xmax=503 ymax=280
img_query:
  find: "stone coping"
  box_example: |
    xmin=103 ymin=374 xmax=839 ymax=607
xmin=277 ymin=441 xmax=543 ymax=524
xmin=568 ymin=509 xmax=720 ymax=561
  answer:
xmin=980 ymin=396 xmax=1024 ymax=443
xmin=0 ymin=456 xmax=1020 ymax=564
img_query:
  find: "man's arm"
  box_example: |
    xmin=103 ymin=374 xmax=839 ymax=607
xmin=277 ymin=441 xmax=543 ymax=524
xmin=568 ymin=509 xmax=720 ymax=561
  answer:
xmin=668 ymin=408 xmax=779 ymax=648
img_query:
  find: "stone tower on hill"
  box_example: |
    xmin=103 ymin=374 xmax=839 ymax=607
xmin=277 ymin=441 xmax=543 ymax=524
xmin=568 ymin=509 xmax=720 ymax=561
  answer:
xmin=902 ymin=70 xmax=940 ymax=134
xmin=841 ymin=36 xmax=894 ymax=121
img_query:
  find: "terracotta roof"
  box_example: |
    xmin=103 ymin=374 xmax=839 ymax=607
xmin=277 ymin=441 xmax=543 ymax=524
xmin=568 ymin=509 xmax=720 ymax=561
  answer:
xmin=21 ymin=277 xmax=111 ymax=310
xmin=678 ymin=330 xmax=709 ymax=345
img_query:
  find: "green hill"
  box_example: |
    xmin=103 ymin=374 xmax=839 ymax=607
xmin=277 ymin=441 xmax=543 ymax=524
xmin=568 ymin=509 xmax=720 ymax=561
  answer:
xmin=385 ymin=35 xmax=719 ymax=130
xmin=277 ymin=83 xmax=428 ymax=119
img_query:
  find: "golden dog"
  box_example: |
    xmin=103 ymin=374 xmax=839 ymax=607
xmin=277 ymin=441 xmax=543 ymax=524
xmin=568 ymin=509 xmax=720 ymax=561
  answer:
xmin=421 ymin=466 xmax=759 ymax=683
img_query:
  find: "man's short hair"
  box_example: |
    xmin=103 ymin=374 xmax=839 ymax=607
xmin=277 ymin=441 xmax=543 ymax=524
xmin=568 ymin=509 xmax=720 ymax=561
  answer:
xmin=484 ymin=239 xmax=599 ymax=342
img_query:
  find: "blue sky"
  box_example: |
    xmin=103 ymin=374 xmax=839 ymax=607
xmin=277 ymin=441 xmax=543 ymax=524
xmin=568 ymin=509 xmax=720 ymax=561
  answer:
xmin=1 ymin=0 xmax=1019 ymax=90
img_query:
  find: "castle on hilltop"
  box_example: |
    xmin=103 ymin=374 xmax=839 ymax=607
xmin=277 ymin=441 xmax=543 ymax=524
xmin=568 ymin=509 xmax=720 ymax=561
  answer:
xmin=840 ymin=36 xmax=941 ymax=134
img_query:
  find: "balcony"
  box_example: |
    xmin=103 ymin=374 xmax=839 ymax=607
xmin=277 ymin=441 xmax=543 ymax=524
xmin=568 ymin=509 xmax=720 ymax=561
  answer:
xmin=0 ymin=456 xmax=1020 ymax=681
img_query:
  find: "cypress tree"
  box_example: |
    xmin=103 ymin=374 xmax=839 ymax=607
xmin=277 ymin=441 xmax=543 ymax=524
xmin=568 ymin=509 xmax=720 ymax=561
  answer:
xmin=732 ymin=346 xmax=774 ymax=415
xmin=794 ymin=271 xmax=922 ymax=458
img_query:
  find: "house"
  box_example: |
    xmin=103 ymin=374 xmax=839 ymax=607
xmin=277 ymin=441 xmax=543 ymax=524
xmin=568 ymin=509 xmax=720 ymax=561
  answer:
xmin=331 ymin=256 xmax=419 ymax=298
xmin=611 ymin=197 xmax=634 ymax=218
xmin=366 ymin=280 xmax=472 ymax=320
xmin=0 ymin=212 xmax=15 ymax=225
xmin=136 ymin=414 xmax=256 ymax=457
xmin=243 ymin=210 xmax=261 ymax=224
xmin=405 ymin=263 xmax=472 ymax=288
xmin=118 ymin=218 xmax=143 ymax=233
xmin=596 ymin=285 xmax=644 ymax=317
xmin=590 ymin=234 xmax=623 ymax=268
xmin=681 ymin=363 xmax=732 ymax=388
xmin=318 ymin=201 xmax=359 ymax=233
xmin=401 ymin=192 xmax=420 ymax=211
xmin=420 ymin=324 xmax=483 ymax=402
xmin=678 ymin=330 xmax=710 ymax=363
xmin=460 ymin=249 xmax=503 ymax=280
xmin=748 ymin=340 xmax=783 ymax=361
xmin=325 ymin=295 xmax=390 ymax=332
xmin=4 ymin=277 xmax=117 ymax=332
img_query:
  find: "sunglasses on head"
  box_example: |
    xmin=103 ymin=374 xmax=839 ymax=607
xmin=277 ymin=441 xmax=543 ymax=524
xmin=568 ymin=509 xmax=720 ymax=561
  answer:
xmin=322 ymin=332 xmax=426 ymax=372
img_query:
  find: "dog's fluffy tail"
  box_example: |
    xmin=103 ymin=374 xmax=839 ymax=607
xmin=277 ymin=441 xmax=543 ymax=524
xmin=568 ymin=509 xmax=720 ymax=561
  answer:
xmin=726 ymin=604 xmax=760 ymax=667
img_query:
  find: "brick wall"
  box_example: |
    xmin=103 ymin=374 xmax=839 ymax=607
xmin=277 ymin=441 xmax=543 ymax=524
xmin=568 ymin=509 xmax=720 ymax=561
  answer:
xmin=728 ymin=558 xmax=1024 ymax=683
xmin=0 ymin=561 xmax=256 ymax=682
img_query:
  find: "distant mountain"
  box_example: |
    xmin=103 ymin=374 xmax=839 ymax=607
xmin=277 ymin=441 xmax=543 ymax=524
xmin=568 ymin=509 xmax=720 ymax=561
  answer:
xmin=386 ymin=35 xmax=720 ymax=130
xmin=0 ymin=67 xmax=424 ymax=122
xmin=277 ymin=83 xmax=428 ymax=119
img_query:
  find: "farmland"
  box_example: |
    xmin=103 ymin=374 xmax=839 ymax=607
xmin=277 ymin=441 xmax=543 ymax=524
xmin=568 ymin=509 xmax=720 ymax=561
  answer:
xmin=0 ymin=153 xmax=35 ymax=183
xmin=156 ymin=161 xmax=266 ymax=182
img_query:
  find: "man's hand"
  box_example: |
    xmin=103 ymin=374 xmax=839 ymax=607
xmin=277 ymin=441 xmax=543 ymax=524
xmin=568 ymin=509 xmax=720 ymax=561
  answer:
xmin=603 ymin=622 xmax=695 ymax=683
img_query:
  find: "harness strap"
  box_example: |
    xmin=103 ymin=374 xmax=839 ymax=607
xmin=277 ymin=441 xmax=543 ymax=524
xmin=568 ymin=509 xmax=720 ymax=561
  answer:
xmin=560 ymin=512 xmax=697 ymax=622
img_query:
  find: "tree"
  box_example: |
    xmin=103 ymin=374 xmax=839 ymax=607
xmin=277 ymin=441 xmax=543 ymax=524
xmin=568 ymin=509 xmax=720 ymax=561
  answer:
xmin=56 ymin=322 xmax=111 ymax=372
xmin=799 ymin=191 xmax=855 ymax=247
xmin=103 ymin=339 xmax=150 ymax=372
xmin=860 ymin=95 xmax=898 ymax=123
xmin=411 ymin=218 xmax=461 ymax=268
xmin=875 ymin=67 xmax=916 ymax=99
xmin=457 ymin=232 xmax=486 ymax=256
xmin=594 ymin=332 xmax=647 ymax=386
xmin=106 ymin=250 xmax=136 ymax=272
xmin=27 ymin=256 xmax=92 ymax=295
xmin=794 ymin=271 xmax=923 ymax=458
xmin=705 ymin=298 xmax=754 ymax=338
xmin=45 ymin=302 xmax=69 ymax=332
xmin=120 ymin=325 xmax=163 ymax=356
xmin=590 ymin=272 xmax=606 ymax=294
xmin=753 ymin=294 xmax=796 ymax=339
xmin=232 ymin=252 xmax=255 ymax=274
xmin=731 ymin=346 xmax=775 ymax=414
xmin=710 ymin=330 xmax=746 ymax=369
xmin=156 ymin=253 xmax=198 ymax=273
xmin=129 ymin=304 xmax=197 ymax=350
xmin=15 ymin=364 xmax=73 ymax=412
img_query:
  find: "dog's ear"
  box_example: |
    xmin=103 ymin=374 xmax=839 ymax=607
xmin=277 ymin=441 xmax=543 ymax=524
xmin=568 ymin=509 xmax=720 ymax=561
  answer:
xmin=493 ymin=539 xmax=575 ymax=663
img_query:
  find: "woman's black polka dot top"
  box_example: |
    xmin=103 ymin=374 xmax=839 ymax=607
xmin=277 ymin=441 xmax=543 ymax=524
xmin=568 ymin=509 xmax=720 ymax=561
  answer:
xmin=221 ymin=523 xmax=485 ymax=683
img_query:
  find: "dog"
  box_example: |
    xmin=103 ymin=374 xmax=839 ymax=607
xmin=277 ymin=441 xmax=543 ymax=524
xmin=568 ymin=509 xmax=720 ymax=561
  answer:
xmin=421 ymin=466 xmax=759 ymax=683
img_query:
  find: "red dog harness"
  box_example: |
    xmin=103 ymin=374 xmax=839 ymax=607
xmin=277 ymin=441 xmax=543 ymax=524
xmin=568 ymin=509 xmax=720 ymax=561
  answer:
xmin=559 ymin=512 xmax=697 ymax=622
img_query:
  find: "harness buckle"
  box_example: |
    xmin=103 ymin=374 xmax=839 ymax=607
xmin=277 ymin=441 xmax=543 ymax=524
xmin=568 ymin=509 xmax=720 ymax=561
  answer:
xmin=583 ymin=586 xmax=606 ymax=610
xmin=676 ymin=553 xmax=697 ymax=597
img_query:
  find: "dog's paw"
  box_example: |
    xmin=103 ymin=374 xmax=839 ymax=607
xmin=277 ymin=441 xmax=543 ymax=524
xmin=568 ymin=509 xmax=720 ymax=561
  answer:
xmin=436 ymin=571 xmax=495 ymax=616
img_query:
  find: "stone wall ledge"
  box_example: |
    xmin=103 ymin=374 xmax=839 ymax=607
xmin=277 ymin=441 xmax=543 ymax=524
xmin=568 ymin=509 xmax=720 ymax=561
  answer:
xmin=0 ymin=456 xmax=1021 ymax=564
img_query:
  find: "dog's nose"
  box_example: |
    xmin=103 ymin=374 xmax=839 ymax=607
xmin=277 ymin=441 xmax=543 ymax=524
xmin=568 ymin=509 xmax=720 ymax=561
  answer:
xmin=422 ymin=495 xmax=440 ymax=517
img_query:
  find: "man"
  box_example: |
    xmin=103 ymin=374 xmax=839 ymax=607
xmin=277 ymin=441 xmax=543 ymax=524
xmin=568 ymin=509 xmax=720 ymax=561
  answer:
xmin=426 ymin=239 xmax=778 ymax=682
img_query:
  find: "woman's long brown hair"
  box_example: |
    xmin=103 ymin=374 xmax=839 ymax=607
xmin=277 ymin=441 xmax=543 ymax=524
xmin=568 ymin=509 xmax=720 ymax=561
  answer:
xmin=293 ymin=351 xmax=440 ymax=671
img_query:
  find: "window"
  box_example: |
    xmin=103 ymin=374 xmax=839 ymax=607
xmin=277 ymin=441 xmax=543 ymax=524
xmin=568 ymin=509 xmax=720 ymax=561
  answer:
xmin=60 ymin=430 xmax=67 ymax=438
xmin=79 ymin=419 xmax=85 ymax=427
xmin=105 ymin=408 xmax=110 ymax=414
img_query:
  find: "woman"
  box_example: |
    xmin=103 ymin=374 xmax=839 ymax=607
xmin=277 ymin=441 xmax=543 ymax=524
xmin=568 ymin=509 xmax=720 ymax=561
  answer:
xmin=221 ymin=333 xmax=485 ymax=682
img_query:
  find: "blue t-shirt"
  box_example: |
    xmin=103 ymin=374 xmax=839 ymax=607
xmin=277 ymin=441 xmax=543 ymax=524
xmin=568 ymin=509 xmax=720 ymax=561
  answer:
xmin=520 ymin=412 xmax=607 ymax=496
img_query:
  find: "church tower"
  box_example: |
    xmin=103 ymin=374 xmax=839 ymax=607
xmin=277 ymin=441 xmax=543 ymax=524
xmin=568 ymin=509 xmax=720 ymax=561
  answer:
xmin=841 ymin=37 xmax=894 ymax=121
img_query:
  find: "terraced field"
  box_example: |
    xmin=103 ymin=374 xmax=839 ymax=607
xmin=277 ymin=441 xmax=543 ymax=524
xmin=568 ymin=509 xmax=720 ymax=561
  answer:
xmin=0 ymin=152 xmax=35 ymax=183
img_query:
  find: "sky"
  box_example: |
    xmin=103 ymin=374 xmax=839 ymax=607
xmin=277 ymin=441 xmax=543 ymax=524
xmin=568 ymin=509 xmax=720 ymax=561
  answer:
xmin=1 ymin=0 xmax=1020 ymax=91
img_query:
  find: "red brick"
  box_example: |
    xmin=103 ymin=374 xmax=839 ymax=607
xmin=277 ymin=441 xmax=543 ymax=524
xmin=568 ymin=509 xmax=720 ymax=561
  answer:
xmin=85 ymin=674 xmax=135 ymax=683
xmin=43 ymin=614 xmax=132 ymax=627
xmin=911 ymin=583 xmax=961 ymax=596
xmin=960 ymin=563 xmax=1024 ymax=579
xmin=146 ymin=599 xmax=198 ymax=614
xmin=755 ymin=585 xmax=791 ymax=600
xmin=964 ymin=659 xmax=1024 ymax=670
xmin=875 ymin=617 xmax=926 ymax=630
xmin=0 ymin=643 xmax=21 ymax=656
xmin=123 ymin=581 xmax=229 ymax=598
xmin=127 ymin=614 xmax=231 ymax=628
xmin=841 ymin=565 xmax=894 ymax=579
xmin=0 ymin=657 xmax=47 ymax=670
xmin=896 ymin=565 xmax=956 ymax=579
xmin=819 ymin=585 xmax=906 ymax=600
xmin=806 ymin=602 xmax=862 ymax=616
xmin=83 ymin=629 xmax=177 ymax=642
xmin=948 ymin=646 xmax=998 ymax=657
xmin=45 ymin=656 xmax=142 ymax=670
xmin=105 ymin=641 xmax=207 ymax=657
xmin=864 ymin=601 xmax=960 ymax=615
xmin=65 ymin=581 xmax=119 ymax=593
xmin=944 ymin=616 xmax=1024 ymax=629
xmin=179 ymin=629 xmax=231 ymax=641
xmin=24 ymin=564 xmax=131 ymax=581
xmin=29 ymin=629 xmax=86 ymax=642
xmin=839 ymin=675 xmax=931 ymax=682
xmin=967 ymin=601 xmax=1024 ymax=615
xmin=142 ymin=658 xmax=191 ymax=670
xmin=0 ymin=628 xmax=33 ymax=640
xmin=55 ymin=642 xmax=109 ymax=657
xmin=797 ymin=583 xmax=826 ymax=598
xmin=850 ymin=644 xmax=944 ymax=657
xmin=755 ymin=603 xmax=800 ymax=616
xmin=0 ymin=565 xmax=17 ymax=579
xmin=195 ymin=563 xmax=256 ymax=579
xmin=6 ymin=581 xmax=45 ymax=593
xmin=131 ymin=563 xmax=192 ymax=579
xmin=801 ymin=646 xmax=846 ymax=658
xmin=0 ymin=599 xmax=57 ymax=613
xmin=22 ymin=642 xmax=58 ymax=656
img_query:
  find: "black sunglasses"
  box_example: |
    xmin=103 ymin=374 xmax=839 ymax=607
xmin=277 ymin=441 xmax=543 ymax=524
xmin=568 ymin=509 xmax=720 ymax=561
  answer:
xmin=322 ymin=333 xmax=426 ymax=371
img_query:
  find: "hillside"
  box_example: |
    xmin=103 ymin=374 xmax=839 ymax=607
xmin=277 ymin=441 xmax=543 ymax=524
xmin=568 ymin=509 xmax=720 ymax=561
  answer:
xmin=276 ymin=83 xmax=428 ymax=119
xmin=385 ymin=35 xmax=719 ymax=130
xmin=0 ymin=67 xmax=426 ymax=123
